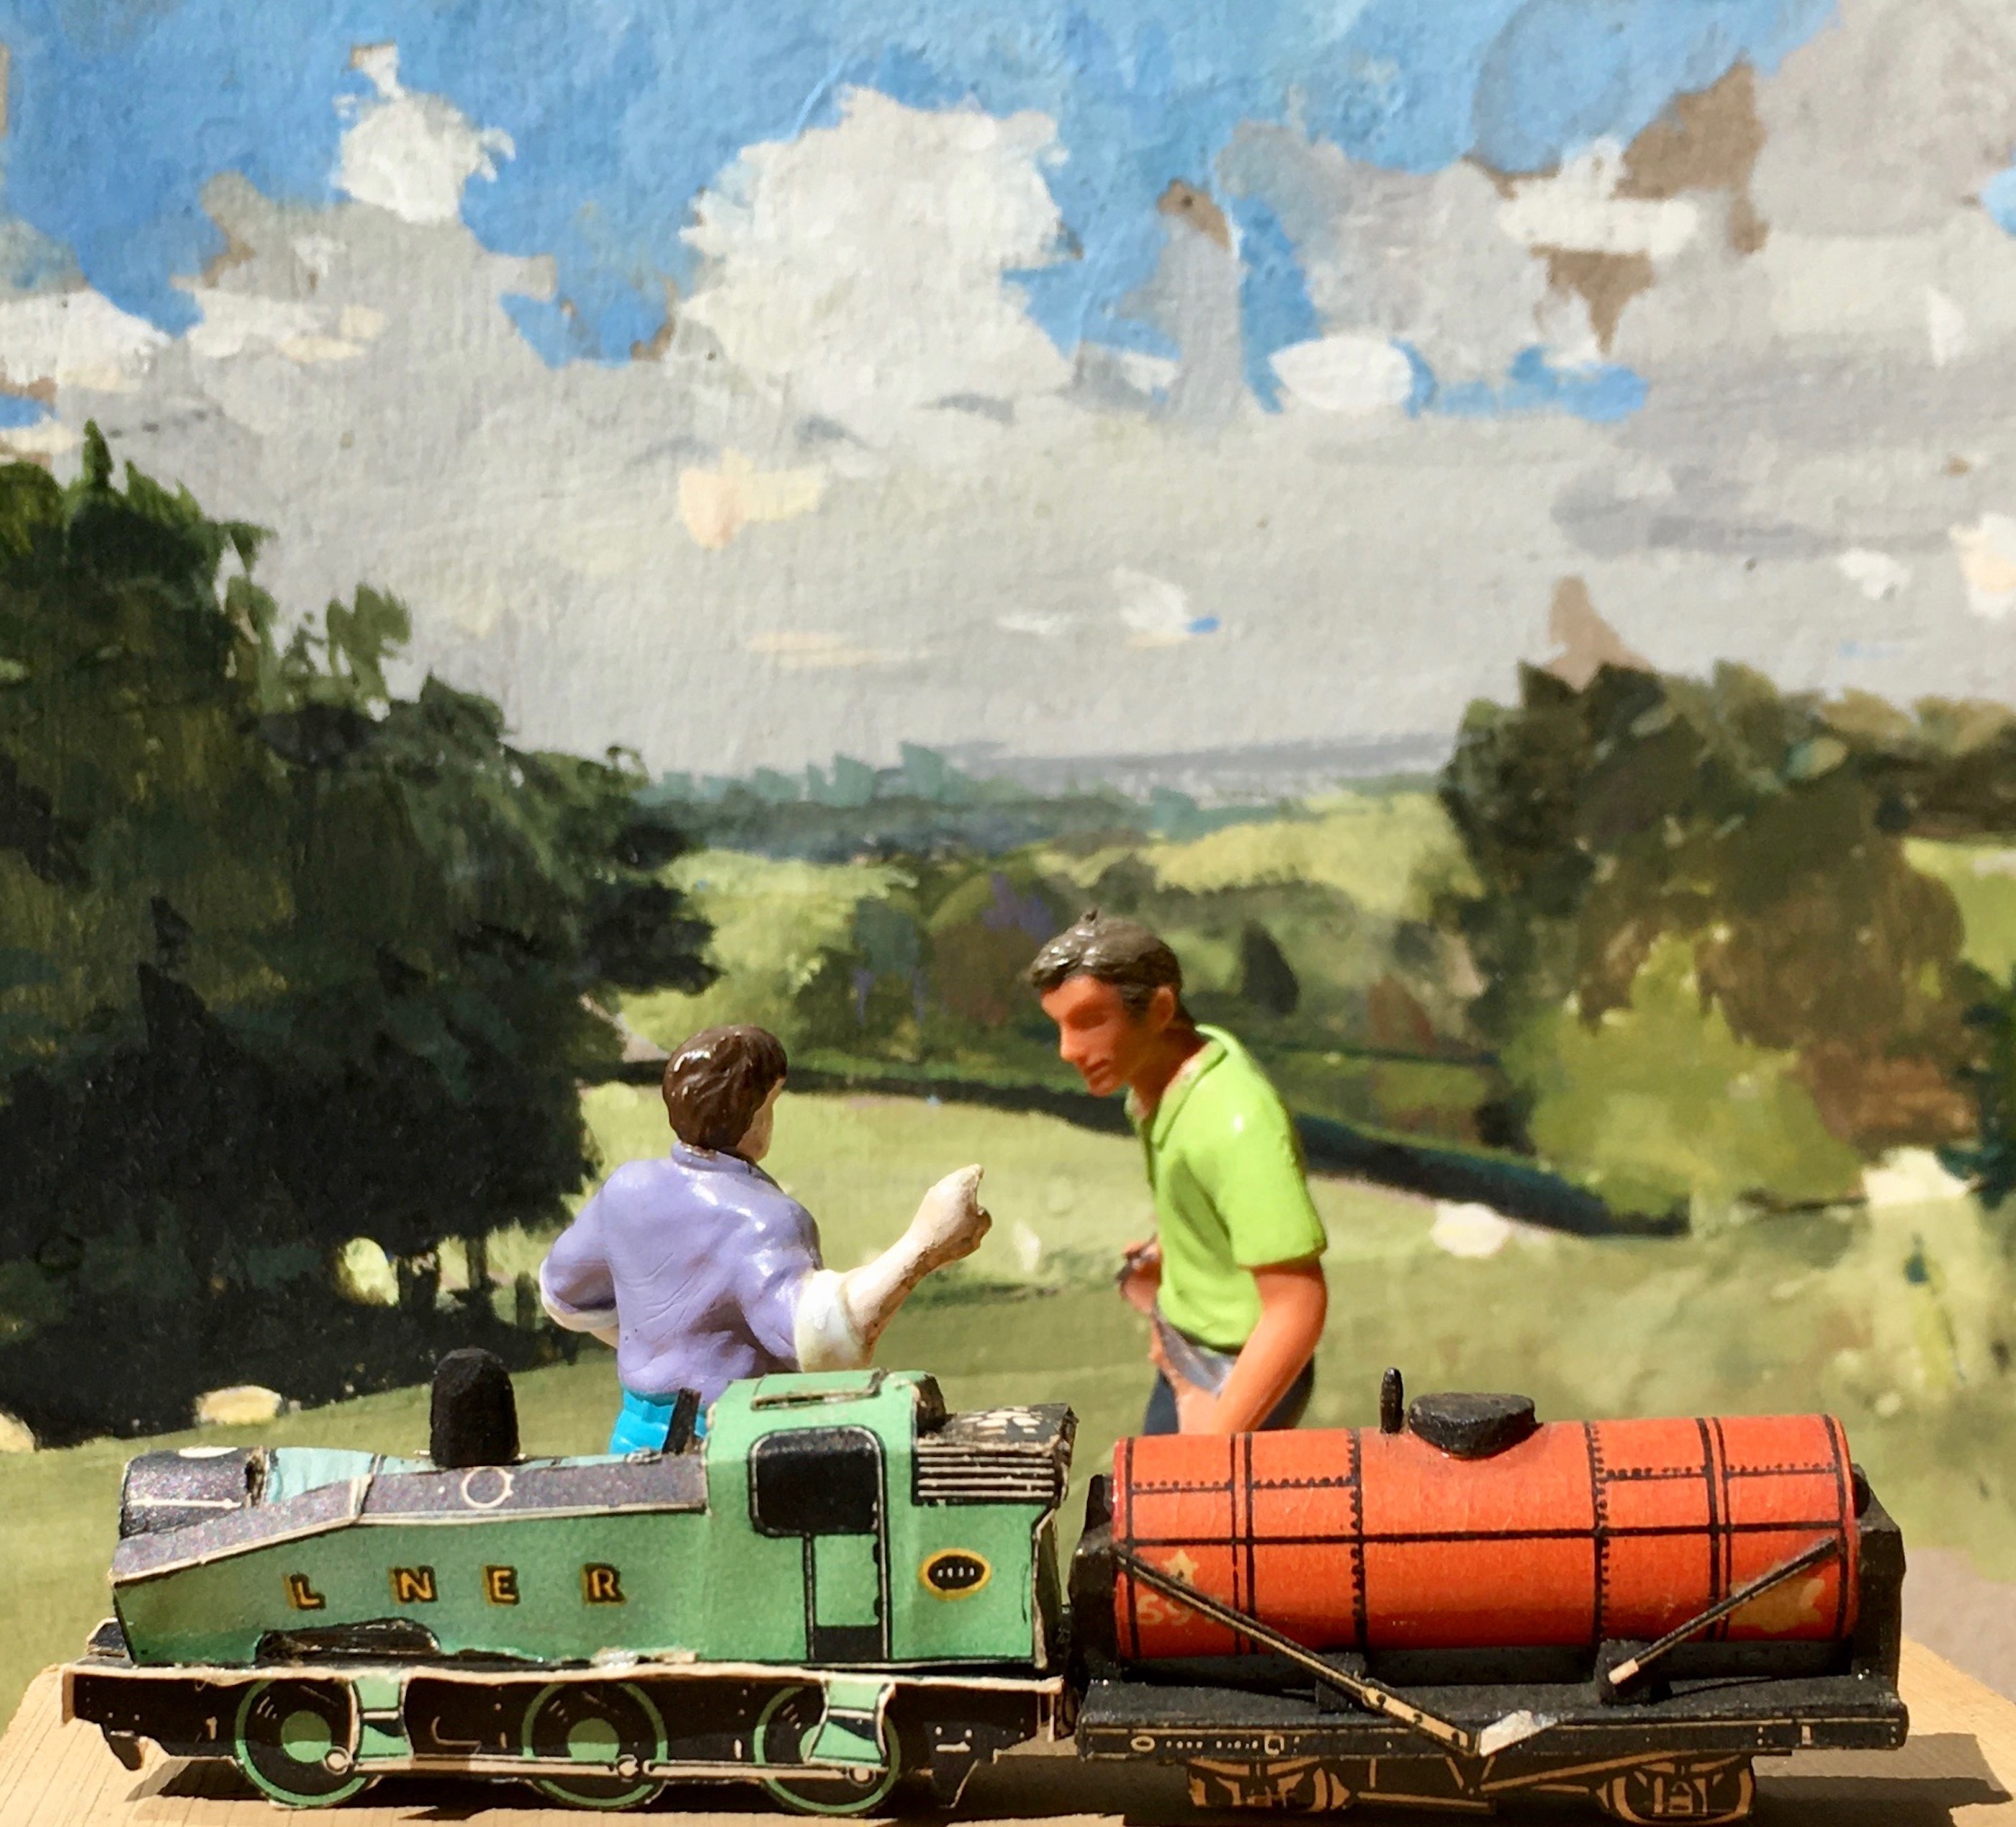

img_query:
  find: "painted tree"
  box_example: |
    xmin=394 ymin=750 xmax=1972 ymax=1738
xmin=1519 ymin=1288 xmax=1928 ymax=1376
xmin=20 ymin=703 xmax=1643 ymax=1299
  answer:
xmin=0 ymin=433 xmax=711 ymax=1440
xmin=1439 ymin=660 xmax=1975 ymax=1195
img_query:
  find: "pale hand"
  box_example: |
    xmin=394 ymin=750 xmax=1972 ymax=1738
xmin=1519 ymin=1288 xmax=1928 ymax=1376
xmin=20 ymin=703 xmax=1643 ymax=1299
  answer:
xmin=907 ymin=1164 xmax=991 ymax=1272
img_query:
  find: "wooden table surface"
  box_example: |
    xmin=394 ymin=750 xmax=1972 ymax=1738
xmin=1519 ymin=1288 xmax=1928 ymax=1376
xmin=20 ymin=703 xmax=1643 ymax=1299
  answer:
xmin=4 ymin=1639 xmax=2013 ymax=1824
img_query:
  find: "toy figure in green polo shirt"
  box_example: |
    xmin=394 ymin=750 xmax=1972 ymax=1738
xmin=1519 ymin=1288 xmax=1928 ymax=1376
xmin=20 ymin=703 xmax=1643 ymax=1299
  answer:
xmin=1027 ymin=910 xmax=1328 ymax=1435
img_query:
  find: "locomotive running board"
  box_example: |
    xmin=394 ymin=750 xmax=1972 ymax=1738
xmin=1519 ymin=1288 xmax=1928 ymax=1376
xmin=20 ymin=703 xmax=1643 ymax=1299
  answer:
xmin=1112 ymin=1548 xmax=1551 ymax=1759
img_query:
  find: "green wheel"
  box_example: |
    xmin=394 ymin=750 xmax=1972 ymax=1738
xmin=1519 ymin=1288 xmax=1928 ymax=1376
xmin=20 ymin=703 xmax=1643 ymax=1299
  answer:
xmin=752 ymin=1686 xmax=901 ymax=1816
xmin=521 ymin=1682 xmax=667 ymax=1810
xmin=232 ymin=1680 xmax=371 ymax=1808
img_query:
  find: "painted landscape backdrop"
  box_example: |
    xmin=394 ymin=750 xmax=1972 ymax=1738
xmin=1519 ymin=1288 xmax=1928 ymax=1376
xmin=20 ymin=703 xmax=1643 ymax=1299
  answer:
xmin=9 ymin=0 xmax=2016 ymax=1723
xmin=9 ymin=439 xmax=2016 ymax=1453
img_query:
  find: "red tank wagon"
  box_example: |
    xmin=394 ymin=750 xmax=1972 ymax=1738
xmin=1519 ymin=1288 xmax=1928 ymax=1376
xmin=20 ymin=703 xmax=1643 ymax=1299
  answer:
xmin=1070 ymin=1376 xmax=1906 ymax=1824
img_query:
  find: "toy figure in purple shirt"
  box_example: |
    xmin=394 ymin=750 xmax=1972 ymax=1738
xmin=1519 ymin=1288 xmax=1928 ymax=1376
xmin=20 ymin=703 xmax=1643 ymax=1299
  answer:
xmin=540 ymin=1025 xmax=990 ymax=1452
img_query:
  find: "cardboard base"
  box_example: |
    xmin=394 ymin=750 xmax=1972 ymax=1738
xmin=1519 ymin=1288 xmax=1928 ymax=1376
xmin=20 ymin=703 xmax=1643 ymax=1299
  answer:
xmin=1 ymin=1639 xmax=2012 ymax=1823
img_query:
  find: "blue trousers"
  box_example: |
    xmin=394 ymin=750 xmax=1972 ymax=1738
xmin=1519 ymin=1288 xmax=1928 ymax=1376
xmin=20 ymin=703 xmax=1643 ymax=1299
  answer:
xmin=1143 ymin=1357 xmax=1315 ymax=1436
xmin=608 ymin=1387 xmax=706 ymax=1455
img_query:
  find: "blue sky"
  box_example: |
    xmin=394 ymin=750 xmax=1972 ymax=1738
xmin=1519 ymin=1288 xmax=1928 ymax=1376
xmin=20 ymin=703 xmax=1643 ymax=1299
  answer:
xmin=1 ymin=0 xmax=1834 ymax=392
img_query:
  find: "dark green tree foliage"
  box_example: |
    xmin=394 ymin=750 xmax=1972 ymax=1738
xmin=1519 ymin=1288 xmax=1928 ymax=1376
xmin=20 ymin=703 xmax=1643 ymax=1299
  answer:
xmin=1238 ymin=920 xmax=1301 ymax=1017
xmin=1942 ymin=971 xmax=2016 ymax=1208
xmin=0 ymin=436 xmax=711 ymax=1441
xmin=1440 ymin=660 xmax=1973 ymax=1157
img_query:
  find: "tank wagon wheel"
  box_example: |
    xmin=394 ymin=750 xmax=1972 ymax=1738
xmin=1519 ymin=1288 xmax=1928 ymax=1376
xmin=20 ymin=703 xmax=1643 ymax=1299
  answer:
xmin=520 ymin=1681 xmax=667 ymax=1810
xmin=752 ymin=1684 xmax=904 ymax=1815
xmin=232 ymin=1679 xmax=372 ymax=1808
xmin=1595 ymin=1756 xmax=1756 ymax=1825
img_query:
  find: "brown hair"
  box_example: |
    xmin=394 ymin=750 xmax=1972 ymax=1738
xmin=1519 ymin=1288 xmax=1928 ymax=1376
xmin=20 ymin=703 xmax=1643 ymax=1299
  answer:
xmin=661 ymin=1025 xmax=788 ymax=1153
xmin=1025 ymin=909 xmax=1189 ymax=1019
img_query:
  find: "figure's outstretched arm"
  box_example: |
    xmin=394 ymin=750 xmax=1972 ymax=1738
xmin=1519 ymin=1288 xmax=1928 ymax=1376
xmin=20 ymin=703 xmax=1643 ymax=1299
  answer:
xmin=794 ymin=1164 xmax=991 ymax=1370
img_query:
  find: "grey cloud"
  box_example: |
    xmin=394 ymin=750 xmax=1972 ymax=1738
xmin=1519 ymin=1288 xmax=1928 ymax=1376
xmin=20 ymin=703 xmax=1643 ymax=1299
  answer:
xmin=1218 ymin=122 xmax=1547 ymax=377
xmin=1752 ymin=0 xmax=2016 ymax=236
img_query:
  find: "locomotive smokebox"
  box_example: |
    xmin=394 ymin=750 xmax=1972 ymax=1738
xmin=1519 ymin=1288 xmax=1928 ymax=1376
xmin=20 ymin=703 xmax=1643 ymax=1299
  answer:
xmin=1108 ymin=1393 xmax=1861 ymax=1660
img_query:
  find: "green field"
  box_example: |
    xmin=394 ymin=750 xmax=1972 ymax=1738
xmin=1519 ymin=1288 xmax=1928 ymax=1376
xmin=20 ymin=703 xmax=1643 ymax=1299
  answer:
xmin=1909 ymin=838 xmax=2016 ymax=980
xmin=7 ymin=1087 xmax=2016 ymax=1729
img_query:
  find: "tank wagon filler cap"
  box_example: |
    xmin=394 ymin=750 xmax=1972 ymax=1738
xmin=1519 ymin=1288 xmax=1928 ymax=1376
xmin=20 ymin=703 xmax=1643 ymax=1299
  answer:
xmin=1379 ymin=1365 xmax=1542 ymax=1459
xmin=1407 ymin=1391 xmax=1539 ymax=1459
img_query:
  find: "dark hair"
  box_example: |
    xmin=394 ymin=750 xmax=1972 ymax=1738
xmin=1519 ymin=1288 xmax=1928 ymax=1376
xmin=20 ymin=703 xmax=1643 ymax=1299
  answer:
xmin=1025 ymin=909 xmax=1188 ymax=1018
xmin=661 ymin=1025 xmax=788 ymax=1152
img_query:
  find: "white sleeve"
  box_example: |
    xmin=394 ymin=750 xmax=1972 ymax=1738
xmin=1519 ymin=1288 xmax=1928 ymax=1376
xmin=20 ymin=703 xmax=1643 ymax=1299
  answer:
xmin=791 ymin=1269 xmax=870 ymax=1371
xmin=539 ymin=1258 xmax=619 ymax=1339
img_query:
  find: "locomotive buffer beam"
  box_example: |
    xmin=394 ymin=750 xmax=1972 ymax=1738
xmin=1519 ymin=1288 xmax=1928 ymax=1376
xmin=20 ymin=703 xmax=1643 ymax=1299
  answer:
xmin=1112 ymin=1548 xmax=1553 ymax=1762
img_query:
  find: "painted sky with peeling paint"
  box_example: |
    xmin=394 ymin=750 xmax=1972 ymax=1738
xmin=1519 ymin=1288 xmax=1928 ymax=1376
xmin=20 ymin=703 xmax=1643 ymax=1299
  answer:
xmin=6 ymin=1 xmax=1827 ymax=367
xmin=1 ymin=0 xmax=2015 ymax=777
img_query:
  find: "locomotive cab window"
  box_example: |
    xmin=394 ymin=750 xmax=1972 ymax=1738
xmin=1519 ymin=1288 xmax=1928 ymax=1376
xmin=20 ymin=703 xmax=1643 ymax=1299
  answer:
xmin=750 ymin=1427 xmax=882 ymax=1536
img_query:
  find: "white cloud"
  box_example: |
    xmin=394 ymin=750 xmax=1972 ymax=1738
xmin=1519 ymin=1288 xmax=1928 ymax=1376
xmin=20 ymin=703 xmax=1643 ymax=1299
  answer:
xmin=0 ymin=289 xmax=166 ymax=392
xmin=1752 ymin=218 xmax=2016 ymax=353
xmin=180 ymin=287 xmax=385 ymax=365
xmin=335 ymin=42 xmax=514 ymax=226
xmin=1836 ymin=548 xmax=1911 ymax=601
xmin=1498 ymin=140 xmax=1701 ymax=261
xmin=0 ymin=417 xmax=80 ymax=461
xmin=1110 ymin=349 xmax=1179 ymax=395
xmin=997 ymin=611 xmax=1074 ymax=639
xmin=678 ymin=450 xmax=826 ymax=550
xmin=1926 ymin=286 xmax=1968 ymax=367
xmin=1270 ymin=334 xmax=1413 ymax=414
xmin=745 ymin=631 xmax=913 ymax=670
xmin=1112 ymin=565 xmax=1215 ymax=647
xmin=1951 ymin=515 xmax=2016 ymax=620
xmin=682 ymin=89 xmax=1072 ymax=446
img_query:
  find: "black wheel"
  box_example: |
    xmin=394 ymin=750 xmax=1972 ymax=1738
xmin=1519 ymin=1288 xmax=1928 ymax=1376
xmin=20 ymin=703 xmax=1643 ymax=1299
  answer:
xmin=521 ymin=1682 xmax=667 ymax=1810
xmin=753 ymin=1684 xmax=901 ymax=1815
xmin=1596 ymin=1757 xmax=1755 ymax=1824
xmin=232 ymin=1680 xmax=370 ymax=1808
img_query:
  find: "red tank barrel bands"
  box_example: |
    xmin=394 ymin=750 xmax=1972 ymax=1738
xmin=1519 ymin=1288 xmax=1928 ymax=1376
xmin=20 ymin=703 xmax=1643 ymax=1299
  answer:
xmin=1112 ymin=1413 xmax=1860 ymax=1658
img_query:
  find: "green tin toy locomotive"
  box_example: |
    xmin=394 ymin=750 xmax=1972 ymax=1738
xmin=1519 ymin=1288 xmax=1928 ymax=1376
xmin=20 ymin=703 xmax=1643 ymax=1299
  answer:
xmin=66 ymin=1364 xmax=1073 ymax=1811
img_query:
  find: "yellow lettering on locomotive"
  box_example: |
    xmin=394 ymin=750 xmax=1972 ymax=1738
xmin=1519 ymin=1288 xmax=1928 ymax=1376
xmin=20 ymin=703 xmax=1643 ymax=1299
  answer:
xmin=284 ymin=1573 xmax=326 ymax=1612
xmin=581 ymin=1563 xmax=625 ymax=1604
xmin=483 ymin=1565 xmax=520 ymax=1605
xmin=390 ymin=1566 xmax=437 ymax=1604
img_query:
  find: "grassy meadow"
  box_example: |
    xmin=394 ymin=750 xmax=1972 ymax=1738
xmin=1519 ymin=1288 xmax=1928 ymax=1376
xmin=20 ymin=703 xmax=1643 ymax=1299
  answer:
xmin=11 ymin=802 xmax=2016 ymax=1730
xmin=9 ymin=1081 xmax=2016 ymax=1727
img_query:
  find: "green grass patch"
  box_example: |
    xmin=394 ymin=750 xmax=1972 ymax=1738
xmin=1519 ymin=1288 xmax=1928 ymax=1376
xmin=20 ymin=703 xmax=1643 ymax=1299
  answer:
xmin=1037 ymin=789 xmax=1471 ymax=920
xmin=1511 ymin=938 xmax=1863 ymax=1218
xmin=7 ymin=1092 xmax=2016 ymax=1733
xmin=1909 ymin=838 xmax=2016 ymax=981
xmin=619 ymin=850 xmax=909 ymax=1046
